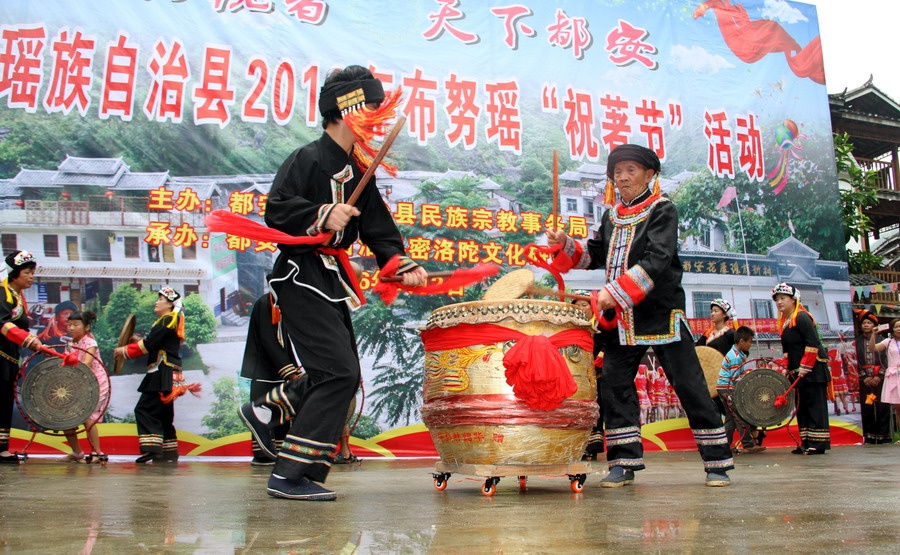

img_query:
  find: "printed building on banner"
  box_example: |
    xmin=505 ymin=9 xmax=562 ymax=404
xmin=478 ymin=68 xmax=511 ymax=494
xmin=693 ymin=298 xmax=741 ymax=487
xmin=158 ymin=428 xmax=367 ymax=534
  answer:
xmin=0 ymin=155 xmax=258 ymax=326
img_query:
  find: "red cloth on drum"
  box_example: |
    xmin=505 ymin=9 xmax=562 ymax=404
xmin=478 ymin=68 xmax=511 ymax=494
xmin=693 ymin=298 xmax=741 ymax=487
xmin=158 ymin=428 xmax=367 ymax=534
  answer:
xmin=420 ymin=323 xmax=592 ymax=411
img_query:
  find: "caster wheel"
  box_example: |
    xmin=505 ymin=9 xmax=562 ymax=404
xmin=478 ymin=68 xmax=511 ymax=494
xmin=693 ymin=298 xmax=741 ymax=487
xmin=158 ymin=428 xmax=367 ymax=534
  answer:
xmin=569 ymin=474 xmax=586 ymax=493
xmin=482 ymin=478 xmax=498 ymax=497
xmin=433 ymin=473 xmax=450 ymax=491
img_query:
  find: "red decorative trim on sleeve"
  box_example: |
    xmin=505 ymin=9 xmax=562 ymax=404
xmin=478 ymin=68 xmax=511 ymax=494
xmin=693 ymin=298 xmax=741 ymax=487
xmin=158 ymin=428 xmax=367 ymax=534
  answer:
xmin=125 ymin=341 xmax=147 ymax=359
xmin=605 ymin=265 xmax=653 ymax=308
xmin=799 ymin=346 xmax=817 ymax=370
xmin=3 ymin=324 xmax=31 ymax=347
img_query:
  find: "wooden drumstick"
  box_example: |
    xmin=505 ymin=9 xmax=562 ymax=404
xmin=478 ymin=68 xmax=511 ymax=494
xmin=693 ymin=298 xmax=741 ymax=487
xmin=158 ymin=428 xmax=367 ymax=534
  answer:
xmin=551 ymin=150 xmax=559 ymax=231
xmin=380 ymin=270 xmax=455 ymax=283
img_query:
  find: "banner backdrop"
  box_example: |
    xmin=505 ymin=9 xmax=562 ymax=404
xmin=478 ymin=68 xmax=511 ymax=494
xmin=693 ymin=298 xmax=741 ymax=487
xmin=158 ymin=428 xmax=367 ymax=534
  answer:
xmin=1 ymin=0 xmax=858 ymax=456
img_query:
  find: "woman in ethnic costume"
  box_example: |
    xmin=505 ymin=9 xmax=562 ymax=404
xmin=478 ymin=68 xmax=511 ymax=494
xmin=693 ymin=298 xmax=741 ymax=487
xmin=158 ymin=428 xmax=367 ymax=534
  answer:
xmin=547 ymin=144 xmax=733 ymax=487
xmin=0 ymin=251 xmax=44 ymax=464
xmin=114 ymin=287 xmax=191 ymax=463
xmin=854 ymin=309 xmax=890 ymax=443
xmin=696 ymin=298 xmax=737 ymax=356
xmin=772 ymin=283 xmax=830 ymax=455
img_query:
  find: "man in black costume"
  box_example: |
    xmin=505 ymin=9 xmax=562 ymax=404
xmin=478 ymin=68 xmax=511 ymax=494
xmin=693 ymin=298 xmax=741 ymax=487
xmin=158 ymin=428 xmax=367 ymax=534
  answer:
xmin=261 ymin=65 xmax=427 ymax=500
xmin=547 ymin=144 xmax=733 ymax=487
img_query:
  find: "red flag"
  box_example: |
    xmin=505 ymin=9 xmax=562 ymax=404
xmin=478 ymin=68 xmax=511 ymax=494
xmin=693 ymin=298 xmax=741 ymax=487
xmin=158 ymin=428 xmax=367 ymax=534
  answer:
xmin=716 ymin=186 xmax=737 ymax=209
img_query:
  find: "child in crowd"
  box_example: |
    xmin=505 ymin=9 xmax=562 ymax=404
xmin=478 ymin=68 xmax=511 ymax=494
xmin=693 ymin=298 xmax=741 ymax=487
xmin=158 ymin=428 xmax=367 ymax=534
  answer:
xmin=716 ymin=326 xmax=765 ymax=454
xmin=63 ymin=311 xmax=109 ymax=463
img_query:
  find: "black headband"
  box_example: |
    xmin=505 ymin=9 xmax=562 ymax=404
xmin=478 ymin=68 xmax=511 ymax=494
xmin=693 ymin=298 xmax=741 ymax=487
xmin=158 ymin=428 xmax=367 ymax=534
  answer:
xmin=606 ymin=144 xmax=661 ymax=178
xmin=318 ymin=78 xmax=385 ymax=117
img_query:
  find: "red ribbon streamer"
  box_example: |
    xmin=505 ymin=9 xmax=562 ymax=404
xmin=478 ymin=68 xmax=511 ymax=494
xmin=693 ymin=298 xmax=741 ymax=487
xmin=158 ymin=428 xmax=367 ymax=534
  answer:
xmin=372 ymin=256 xmax=500 ymax=305
xmin=205 ymin=210 xmax=366 ymax=304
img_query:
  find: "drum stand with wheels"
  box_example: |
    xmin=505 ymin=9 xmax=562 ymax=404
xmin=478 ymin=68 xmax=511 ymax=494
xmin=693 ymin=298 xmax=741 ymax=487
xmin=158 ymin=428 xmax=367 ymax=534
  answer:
xmin=13 ymin=344 xmax=111 ymax=464
xmin=432 ymin=461 xmax=593 ymax=496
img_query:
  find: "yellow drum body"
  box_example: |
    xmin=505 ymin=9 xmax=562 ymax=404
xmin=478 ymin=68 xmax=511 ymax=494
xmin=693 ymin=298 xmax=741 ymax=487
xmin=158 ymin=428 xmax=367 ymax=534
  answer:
xmin=421 ymin=300 xmax=598 ymax=466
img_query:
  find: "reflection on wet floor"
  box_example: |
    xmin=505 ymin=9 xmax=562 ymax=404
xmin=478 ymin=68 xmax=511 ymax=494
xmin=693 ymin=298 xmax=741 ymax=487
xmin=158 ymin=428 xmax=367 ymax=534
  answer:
xmin=2 ymin=447 xmax=900 ymax=553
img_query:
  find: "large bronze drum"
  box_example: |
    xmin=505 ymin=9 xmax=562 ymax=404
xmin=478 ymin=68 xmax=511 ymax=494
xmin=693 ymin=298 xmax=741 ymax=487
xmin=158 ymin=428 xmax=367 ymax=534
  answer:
xmin=420 ymin=299 xmax=598 ymax=466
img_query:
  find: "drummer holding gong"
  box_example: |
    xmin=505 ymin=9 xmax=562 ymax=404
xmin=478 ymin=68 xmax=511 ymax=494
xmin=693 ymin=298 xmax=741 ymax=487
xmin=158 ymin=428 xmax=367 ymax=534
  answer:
xmin=546 ymin=144 xmax=733 ymax=487
xmin=1 ymin=251 xmax=44 ymax=464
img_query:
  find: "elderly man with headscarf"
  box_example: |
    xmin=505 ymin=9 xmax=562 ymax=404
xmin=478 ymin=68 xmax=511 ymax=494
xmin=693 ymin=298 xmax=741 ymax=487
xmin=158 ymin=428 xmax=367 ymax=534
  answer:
xmin=547 ymin=144 xmax=733 ymax=487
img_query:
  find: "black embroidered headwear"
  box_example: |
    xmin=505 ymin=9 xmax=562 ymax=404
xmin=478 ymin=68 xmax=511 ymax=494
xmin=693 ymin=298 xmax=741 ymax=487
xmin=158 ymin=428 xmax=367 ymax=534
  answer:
xmin=606 ymin=144 xmax=661 ymax=178
xmin=318 ymin=75 xmax=385 ymax=118
xmin=4 ymin=250 xmax=36 ymax=275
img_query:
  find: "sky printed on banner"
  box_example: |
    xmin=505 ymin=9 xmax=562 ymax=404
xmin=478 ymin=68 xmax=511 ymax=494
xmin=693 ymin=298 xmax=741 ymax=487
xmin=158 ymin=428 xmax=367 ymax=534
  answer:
xmin=1 ymin=0 xmax=832 ymax=160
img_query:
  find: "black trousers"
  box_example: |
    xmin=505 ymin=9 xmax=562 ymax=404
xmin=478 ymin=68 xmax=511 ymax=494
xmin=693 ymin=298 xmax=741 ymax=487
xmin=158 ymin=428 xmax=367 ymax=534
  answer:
xmin=271 ymin=287 xmax=360 ymax=483
xmin=601 ymin=323 xmax=733 ymax=473
xmin=250 ymin=379 xmax=291 ymax=456
xmin=134 ymin=391 xmax=177 ymax=455
xmin=795 ymin=377 xmax=831 ymax=451
xmin=0 ymin=375 xmax=14 ymax=452
xmin=859 ymin=378 xmax=892 ymax=444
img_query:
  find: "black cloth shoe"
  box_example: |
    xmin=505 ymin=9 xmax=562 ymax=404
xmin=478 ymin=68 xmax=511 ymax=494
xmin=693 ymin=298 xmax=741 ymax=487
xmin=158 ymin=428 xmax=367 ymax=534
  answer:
xmin=600 ymin=466 xmax=635 ymax=488
xmin=705 ymin=471 xmax=731 ymax=487
xmin=239 ymin=403 xmax=277 ymax=459
xmin=790 ymin=447 xmax=805 ymax=454
xmin=251 ymin=455 xmax=276 ymax=466
xmin=266 ymin=475 xmax=336 ymax=501
xmin=0 ymin=453 xmax=22 ymax=464
xmin=135 ymin=452 xmax=156 ymax=464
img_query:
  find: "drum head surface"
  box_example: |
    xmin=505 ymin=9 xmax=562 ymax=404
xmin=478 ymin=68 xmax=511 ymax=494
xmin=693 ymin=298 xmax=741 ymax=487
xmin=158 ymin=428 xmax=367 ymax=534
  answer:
xmin=696 ymin=346 xmax=725 ymax=398
xmin=732 ymin=368 xmax=794 ymax=428
xmin=482 ymin=268 xmax=534 ymax=301
xmin=19 ymin=357 xmax=100 ymax=431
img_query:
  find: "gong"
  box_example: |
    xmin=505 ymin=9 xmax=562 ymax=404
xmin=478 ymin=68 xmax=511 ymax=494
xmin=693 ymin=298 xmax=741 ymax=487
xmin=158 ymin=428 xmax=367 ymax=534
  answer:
xmin=731 ymin=368 xmax=795 ymax=428
xmin=18 ymin=356 xmax=100 ymax=431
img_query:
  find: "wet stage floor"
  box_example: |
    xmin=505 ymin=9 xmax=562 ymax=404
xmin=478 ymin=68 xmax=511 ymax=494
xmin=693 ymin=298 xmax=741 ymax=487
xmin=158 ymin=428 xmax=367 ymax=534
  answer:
xmin=2 ymin=445 xmax=899 ymax=554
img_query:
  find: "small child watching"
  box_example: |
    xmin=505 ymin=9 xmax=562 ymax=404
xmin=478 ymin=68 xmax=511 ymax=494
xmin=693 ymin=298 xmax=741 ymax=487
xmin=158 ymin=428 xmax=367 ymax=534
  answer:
xmin=716 ymin=326 xmax=765 ymax=454
xmin=63 ymin=310 xmax=109 ymax=463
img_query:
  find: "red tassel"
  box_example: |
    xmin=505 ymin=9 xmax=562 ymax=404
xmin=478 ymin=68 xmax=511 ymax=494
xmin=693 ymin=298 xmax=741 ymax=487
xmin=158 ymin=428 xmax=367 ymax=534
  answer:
xmin=160 ymin=383 xmax=202 ymax=404
xmin=344 ymin=88 xmax=404 ymax=176
xmin=604 ymin=180 xmax=616 ymax=205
